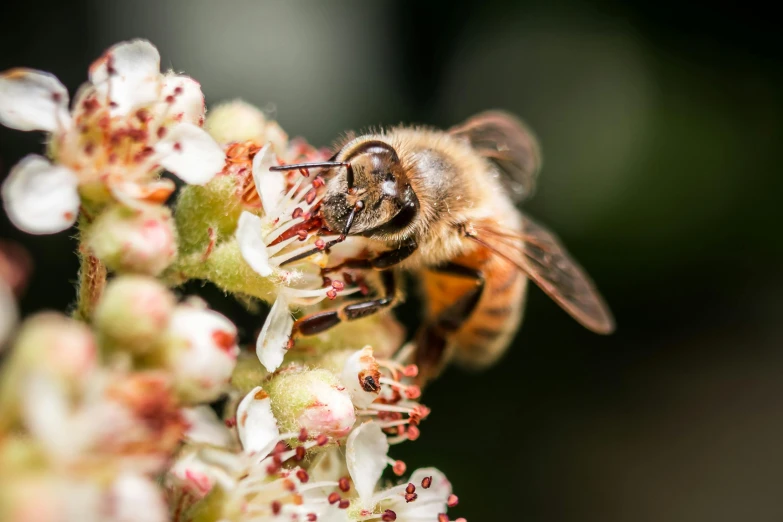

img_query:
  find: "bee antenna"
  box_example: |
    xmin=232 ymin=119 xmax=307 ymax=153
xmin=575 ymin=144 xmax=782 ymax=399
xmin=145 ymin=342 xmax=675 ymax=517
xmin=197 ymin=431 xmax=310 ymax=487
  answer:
xmin=269 ymin=161 xmax=350 ymax=172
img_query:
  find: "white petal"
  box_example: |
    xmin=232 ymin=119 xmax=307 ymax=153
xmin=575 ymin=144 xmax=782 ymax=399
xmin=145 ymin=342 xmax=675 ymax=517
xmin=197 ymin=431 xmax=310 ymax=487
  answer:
xmin=182 ymin=406 xmax=232 ymax=447
xmin=341 ymin=346 xmax=381 ymax=409
xmin=89 ymin=39 xmax=161 ymax=116
xmin=395 ymin=468 xmax=452 ymax=518
xmin=256 ymin=294 xmax=294 ymax=372
xmin=161 ymin=74 xmax=205 ymax=125
xmin=236 ymin=386 xmax=280 ymax=455
xmin=22 ymin=373 xmax=73 ymax=459
xmin=251 ymin=143 xmax=286 ymax=213
xmin=0 ymin=68 xmax=71 ymax=132
xmin=346 ymin=421 xmax=389 ymax=508
xmin=108 ymin=472 xmax=167 ymax=522
xmin=155 ymin=123 xmax=224 ymax=184
xmin=237 ymin=211 xmax=272 ymax=277
xmin=2 ymin=155 xmax=79 ymax=234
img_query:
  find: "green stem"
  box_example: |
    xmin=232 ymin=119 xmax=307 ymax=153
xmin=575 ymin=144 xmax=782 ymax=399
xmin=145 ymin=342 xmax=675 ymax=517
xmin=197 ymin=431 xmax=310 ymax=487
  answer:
xmin=74 ymin=235 xmax=107 ymax=323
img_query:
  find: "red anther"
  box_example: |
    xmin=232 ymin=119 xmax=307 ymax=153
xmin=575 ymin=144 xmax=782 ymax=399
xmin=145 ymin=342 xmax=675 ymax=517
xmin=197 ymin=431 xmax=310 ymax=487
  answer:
xmin=135 ymin=108 xmax=150 ymax=122
xmin=405 ymin=483 xmax=416 ymax=494
xmin=298 ymin=428 xmax=309 ymax=442
xmin=358 ymin=282 xmax=370 ymax=296
xmin=165 ymin=95 xmax=176 ymax=104
xmin=174 ymin=86 xmax=184 ymax=95
xmin=407 ymin=425 xmax=421 ymax=441
xmin=271 ymin=501 xmax=282 ymax=515
xmin=296 ymin=469 xmax=309 ymax=483
xmin=156 ymin=127 xmax=167 ymax=139
xmin=299 ymin=168 xmax=310 ymax=178
xmin=438 ymin=514 xmax=449 ymax=522
xmin=316 ymin=434 xmax=329 ymax=446
xmin=342 ymin=272 xmax=354 ymax=284
xmin=421 ymin=476 xmax=433 ymax=489
xmin=273 ymin=441 xmax=288 ymax=454
xmin=392 ymin=460 xmax=406 ymax=476
xmin=285 ymin=337 xmax=295 ymax=350
xmin=84 ymin=142 xmax=95 ymax=156
xmin=297 ymin=229 xmax=308 ymax=240
xmin=447 ymin=494 xmax=459 ymax=507
xmin=312 ymin=176 xmax=325 ymax=188
xmin=295 ymin=446 xmax=306 ymax=461
xmin=109 ymin=100 xmax=118 ymax=108
xmin=173 ymin=142 xmax=183 ymax=152
xmin=404 ymin=385 xmax=422 ymax=399
xmin=382 ymin=510 xmax=397 ymax=521
xmin=404 ymin=493 xmax=418 ymax=503
xmin=224 ymin=416 xmax=237 ymax=428
xmin=455 ymin=518 xmax=467 ymax=522
xmin=338 ymin=477 xmax=350 ymax=492
xmin=273 ymin=454 xmax=283 ymax=466
xmin=283 ymin=478 xmax=296 ymax=492
xmin=338 ymin=499 xmax=350 ymax=509
xmin=315 ymin=239 xmax=326 ymax=250
xmin=322 ymin=276 xmax=332 ymax=287
xmin=403 ymin=364 xmax=419 ymax=377
xmin=328 ymin=493 xmax=340 ymax=505
xmin=307 ymin=514 xmax=317 ymax=521
xmin=331 ymin=280 xmax=345 ymax=290
xmin=305 ymin=188 xmax=317 ymax=204
xmin=266 ymin=462 xmax=279 ymax=474
xmin=292 ymin=207 xmax=304 ymax=219
xmin=326 ymin=289 xmax=337 ymax=300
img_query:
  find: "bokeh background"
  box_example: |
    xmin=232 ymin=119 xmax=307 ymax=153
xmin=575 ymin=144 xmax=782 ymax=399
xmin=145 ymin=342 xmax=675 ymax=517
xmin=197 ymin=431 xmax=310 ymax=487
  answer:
xmin=2 ymin=1 xmax=782 ymax=520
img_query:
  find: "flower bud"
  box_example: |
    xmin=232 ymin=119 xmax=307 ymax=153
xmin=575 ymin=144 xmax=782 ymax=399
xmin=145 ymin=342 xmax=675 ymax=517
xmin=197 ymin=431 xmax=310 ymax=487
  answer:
xmin=87 ymin=205 xmax=177 ymax=276
xmin=265 ymin=367 xmax=356 ymax=438
xmin=94 ymin=276 xmax=175 ymax=354
xmin=205 ymin=100 xmax=288 ymax=154
xmin=164 ymin=302 xmax=239 ymax=403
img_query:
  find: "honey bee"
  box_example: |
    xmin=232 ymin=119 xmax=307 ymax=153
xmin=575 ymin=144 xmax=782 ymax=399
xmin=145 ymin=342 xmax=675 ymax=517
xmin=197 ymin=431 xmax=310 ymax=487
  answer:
xmin=271 ymin=111 xmax=614 ymax=383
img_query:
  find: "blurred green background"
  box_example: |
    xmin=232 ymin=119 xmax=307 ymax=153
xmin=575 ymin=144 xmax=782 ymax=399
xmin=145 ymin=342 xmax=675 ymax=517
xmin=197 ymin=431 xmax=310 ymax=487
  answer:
xmin=2 ymin=1 xmax=782 ymax=520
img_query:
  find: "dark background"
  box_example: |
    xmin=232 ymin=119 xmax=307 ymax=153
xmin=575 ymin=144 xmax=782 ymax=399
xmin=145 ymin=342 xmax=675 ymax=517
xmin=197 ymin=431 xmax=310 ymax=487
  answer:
xmin=2 ymin=1 xmax=783 ymax=521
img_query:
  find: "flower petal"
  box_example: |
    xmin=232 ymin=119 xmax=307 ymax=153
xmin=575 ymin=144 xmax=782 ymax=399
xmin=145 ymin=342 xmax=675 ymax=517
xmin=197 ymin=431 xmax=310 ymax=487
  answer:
xmin=256 ymin=294 xmax=294 ymax=372
xmin=0 ymin=68 xmax=71 ymax=132
xmin=22 ymin=373 xmax=75 ymax=459
xmin=237 ymin=211 xmax=272 ymax=277
xmin=346 ymin=421 xmax=389 ymax=507
xmin=161 ymin=74 xmax=206 ymax=125
xmin=109 ymin=178 xmax=176 ymax=208
xmin=393 ymin=468 xmax=452 ymax=518
xmin=2 ymin=155 xmax=79 ymax=234
xmin=236 ymin=386 xmax=280 ymax=455
xmin=341 ymin=346 xmax=381 ymax=409
xmin=155 ymin=123 xmax=224 ymax=184
xmin=251 ymin=143 xmax=286 ymax=213
xmin=89 ymin=39 xmax=161 ymax=116
xmin=182 ymin=406 xmax=233 ymax=447
xmin=108 ymin=472 xmax=167 ymax=522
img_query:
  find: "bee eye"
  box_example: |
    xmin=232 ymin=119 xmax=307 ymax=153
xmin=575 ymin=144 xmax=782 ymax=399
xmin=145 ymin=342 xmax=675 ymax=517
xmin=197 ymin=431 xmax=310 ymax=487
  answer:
xmin=385 ymin=172 xmax=395 ymax=182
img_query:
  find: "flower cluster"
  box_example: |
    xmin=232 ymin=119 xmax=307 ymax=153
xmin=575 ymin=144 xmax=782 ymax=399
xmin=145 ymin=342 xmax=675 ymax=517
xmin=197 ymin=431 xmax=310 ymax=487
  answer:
xmin=0 ymin=39 xmax=465 ymax=522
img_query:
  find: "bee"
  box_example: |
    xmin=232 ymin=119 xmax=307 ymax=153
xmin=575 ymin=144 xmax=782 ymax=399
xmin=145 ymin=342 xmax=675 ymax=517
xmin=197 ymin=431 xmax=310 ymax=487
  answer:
xmin=270 ymin=111 xmax=614 ymax=383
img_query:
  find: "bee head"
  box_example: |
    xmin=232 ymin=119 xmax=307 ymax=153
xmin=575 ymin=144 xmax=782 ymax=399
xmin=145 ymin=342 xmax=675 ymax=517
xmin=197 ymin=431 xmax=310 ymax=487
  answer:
xmin=321 ymin=140 xmax=419 ymax=240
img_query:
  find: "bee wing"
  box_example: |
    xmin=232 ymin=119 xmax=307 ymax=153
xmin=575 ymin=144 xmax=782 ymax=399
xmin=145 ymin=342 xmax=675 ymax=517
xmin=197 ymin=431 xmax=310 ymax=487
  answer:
xmin=449 ymin=111 xmax=542 ymax=202
xmin=470 ymin=216 xmax=615 ymax=334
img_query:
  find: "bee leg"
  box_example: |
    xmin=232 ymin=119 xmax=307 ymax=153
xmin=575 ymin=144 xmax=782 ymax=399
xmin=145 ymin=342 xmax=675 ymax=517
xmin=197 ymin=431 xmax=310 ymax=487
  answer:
xmin=292 ymin=270 xmax=399 ymax=336
xmin=415 ymin=263 xmax=485 ymax=384
xmin=323 ymin=239 xmax=418 ymax=274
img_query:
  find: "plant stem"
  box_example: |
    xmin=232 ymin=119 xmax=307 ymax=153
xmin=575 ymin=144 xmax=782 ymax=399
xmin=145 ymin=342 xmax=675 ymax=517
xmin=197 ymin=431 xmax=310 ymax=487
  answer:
xmin=74 ymin=242 xmax=107 ymax=323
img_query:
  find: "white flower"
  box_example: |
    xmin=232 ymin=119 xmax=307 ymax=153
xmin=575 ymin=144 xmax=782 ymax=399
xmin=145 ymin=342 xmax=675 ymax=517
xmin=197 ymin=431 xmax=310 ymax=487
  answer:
xmin=166 ymin=303 xmax=239 ymax=403
xmin=346 ymin=422 xmax=461 ymax=521
xmin=341 ymin=346 xmax=382 ymax=408
xmin=236 ymin=386 xmax=280 ymax=454
xmin=182 ymin=405 xmax=233 ymax=447
xmin=0 ymin=39 xmax=224 ymax=234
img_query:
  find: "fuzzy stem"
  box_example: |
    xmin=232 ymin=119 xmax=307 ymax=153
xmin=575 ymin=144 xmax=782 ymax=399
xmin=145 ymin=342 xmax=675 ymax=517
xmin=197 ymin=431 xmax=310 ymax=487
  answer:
xmin=73 ymin=225 xmax=107 ymax=322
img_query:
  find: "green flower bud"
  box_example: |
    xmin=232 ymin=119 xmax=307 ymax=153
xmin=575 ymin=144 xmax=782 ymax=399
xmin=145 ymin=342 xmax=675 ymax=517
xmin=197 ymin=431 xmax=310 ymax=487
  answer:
xmin=87 ymin=205 xmax=177 ymax=276
xmin=94 ymin=276 xmax=176 ymax=355
xmin=265 ymin=366 xmax=356 ymax=438
xmin=205 ymin=100 xmax=287 ymax=154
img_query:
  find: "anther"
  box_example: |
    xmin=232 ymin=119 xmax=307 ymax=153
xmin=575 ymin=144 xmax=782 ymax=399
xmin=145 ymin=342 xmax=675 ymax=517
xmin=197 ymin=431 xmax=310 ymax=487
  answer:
xmin=421 ymin=476 xmax=432 ymax=489
xmin=292 ymin=207 xmax=304 ymax=219
xmin=403 ymin=364 xmax=419 ymax=378
xmin=438 ymin=514 xmax=449 ymax=522
xmin=404 ymin=492 xmax=418 ymax=503
xmin=338 ymin=477 xmax=350 ymax=492
xmin=296 ymin=469 xmax=309 ymax=483
xmin=315 ymin=239 xmax=326 ymax=250
xmin=316 ymin=434 xmax=329 ymax=446
xmin=327 ymin=493 xmax=340 ymax=505
xmin=307 ymin=514 xmax=318 ymax=521
xmin=338 ymin=499 xmax=350 ymax=509
xmin=326 ymin=289 xmax=337 ymax=300
xmin=331 ymin=280 xmax=345 ymax=291
xmin=392 ymin=460 xmax=406 ymax=476
xmin=407 ymin=425 xmax=421 ymax=441
xmin=404 ymin=385 xmax=422 ymax=399
xmin=405 ymin=483 xmax=416 ymax=495
xmin=271 ymin=501 xmax=282 ymax=515
xmin=295 ymin=446 xmax=306 ymax=460
xmin=447 ymin=494 xmax=459 ymax=507
xmin=224 ymin=417 xmax=237 ymax=428
xmin=298 ymin=428 xmax=309 ymax=442
xmin=305 ymin=188 xmax=317 ymax=204
xmin=382 ymin=510 xmax=397 ymax=521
